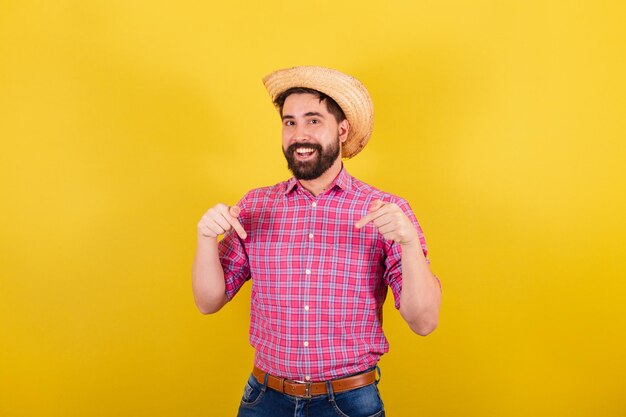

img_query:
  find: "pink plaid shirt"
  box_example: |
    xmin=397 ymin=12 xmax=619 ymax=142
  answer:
xmin=218 ymin=167 xmax=430 ymax=382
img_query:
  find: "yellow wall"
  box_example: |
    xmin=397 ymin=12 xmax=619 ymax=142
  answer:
xmin=1 ymin=1 xmax=625 ymax=416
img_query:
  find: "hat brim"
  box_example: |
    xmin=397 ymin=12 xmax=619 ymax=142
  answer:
xmin=263 ymin=66 xmax=374 ymax=159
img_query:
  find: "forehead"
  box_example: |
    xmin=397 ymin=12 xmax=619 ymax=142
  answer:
xmin=282 ymin=93 xmax=330 ymax=116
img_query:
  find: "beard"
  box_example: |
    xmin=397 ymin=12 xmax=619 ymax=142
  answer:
xmin=283 ymin=136 xmax=341 ymax=180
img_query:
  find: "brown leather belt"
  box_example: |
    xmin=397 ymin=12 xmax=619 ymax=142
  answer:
xmin=252 ymin=366 xmax=377 ymax=398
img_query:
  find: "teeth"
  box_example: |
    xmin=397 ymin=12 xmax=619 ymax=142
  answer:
xmin=296 ymin=148 xmax=315 ymax=154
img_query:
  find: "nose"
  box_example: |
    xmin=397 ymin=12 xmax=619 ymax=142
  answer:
xmin=290 ymin=122 xmax=310 ymax=143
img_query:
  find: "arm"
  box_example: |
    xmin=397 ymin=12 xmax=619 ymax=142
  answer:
xmin=192 ymin=235 xmax=229 ymax=314
xmin=192 ymin=204 xmax=247 ymax=314
xmin=355 ymin=199 xmax=442 ymax=335
xmin=397 ymin=240 xmax=441 ymax=335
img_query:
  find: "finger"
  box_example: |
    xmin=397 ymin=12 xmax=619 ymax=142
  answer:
xmin=377 ymin=222 xmax=397 ymax=235
xmin=214 ymin=204 xmax=246 ymax=239
xmin=204 ymin=206 xmax=228 ymax=230
xmin=373 ymin=213 xmax=393 ymax=228
xmin=213 ymin=212 xmax=232 ymax=231
xmin=356 ymin=202 xmax=392 ymax=229
xmin=199 ymin=225 xmax=217 ymax=238
xmin=224 ymin=210 xmax=247 ymax=239
xmin=205 ymin=217 xmax=226 ymax=236
xmin=229 ymin=205 xmax=241 ymax=217
xmin=356 ymin=209 xmax=386 ymax=229
xmin=368 ymin=199 xmax=386 ymax=212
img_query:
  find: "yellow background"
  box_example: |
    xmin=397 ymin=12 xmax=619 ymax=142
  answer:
xmin=1 ymin=1 xmax=625 ymax=416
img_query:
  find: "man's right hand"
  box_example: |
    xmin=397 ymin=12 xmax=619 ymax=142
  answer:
xmin=197 ymin=204 xmax=247 ymax=240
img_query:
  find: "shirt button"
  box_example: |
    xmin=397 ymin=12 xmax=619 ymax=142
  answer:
xmin=312 ymin=202 xmax=317 ymax=208
xmin=303 ymin=341 xmax=309 ymax=347
xmin=305 ymin=269 xmax=311 ymax=275
xmin=305 ymin=375 xmax=311 ymax=381
xmin=304 ymin=305 xmax=309 ymax=311
xmin=308 ymin=233 xmax=314 ymax=239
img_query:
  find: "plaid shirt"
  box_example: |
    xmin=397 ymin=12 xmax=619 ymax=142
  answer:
xmin=218 ymin=167 xmax=430 ymax=382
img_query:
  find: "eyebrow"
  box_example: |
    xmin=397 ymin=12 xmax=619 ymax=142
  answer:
xmin=281 ymin=112 xmax=326 ymax=121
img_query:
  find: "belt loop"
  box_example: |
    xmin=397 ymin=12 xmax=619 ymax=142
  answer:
xmin=262 ymin=371 xmax=269 ymax=392
xmin=326 ymin=380 xmax=335 ymax=401
xmin=375 ymin=365 xmax=381 ymax=385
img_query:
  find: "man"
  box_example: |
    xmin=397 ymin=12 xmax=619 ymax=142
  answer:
xmin=192 ymin=66 xmax=442 ymax=416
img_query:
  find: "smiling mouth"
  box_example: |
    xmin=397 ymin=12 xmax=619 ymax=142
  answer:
xmin=295 ymin=147 xmax=316 ymax=159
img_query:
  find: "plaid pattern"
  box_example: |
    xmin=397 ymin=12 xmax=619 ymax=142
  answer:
xmin=218 ymin=167 xmax=429 ymax=382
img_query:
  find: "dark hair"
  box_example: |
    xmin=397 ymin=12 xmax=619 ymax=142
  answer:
xmin=274 ymin=87 xmax=346 ymax=123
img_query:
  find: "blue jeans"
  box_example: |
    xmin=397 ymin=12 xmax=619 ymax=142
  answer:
xmin=236 ymin=368 xmax=385 ymax=417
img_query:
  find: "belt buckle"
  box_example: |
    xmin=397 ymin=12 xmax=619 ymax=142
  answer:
xmin=303 ymin=381 xmax=312 ymax=399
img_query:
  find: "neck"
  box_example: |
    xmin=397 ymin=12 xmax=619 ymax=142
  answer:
xmin=298 ymin=158 xmax=343 ymax=197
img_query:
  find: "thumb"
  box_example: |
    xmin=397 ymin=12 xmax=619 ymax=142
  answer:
xmin=229 ymin=205 xmax=241 ymax=217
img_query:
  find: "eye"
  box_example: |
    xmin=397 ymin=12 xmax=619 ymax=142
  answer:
xmin=284 ymin=120 xmax=295 ymax=126
xmin=309 ymin=119 xmax=320 ymax=124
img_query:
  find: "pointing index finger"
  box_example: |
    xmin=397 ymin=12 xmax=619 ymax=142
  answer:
xmin=355 ymin=200 xmax=387 ymax=229
xmin=226 ymin=205 xmax=247 ymax=239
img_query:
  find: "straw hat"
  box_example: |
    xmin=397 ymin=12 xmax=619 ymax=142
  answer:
xmin=262 ymin=66 xmax=374 ymax=159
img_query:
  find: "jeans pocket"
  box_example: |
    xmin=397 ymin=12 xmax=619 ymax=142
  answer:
xmin=331 ymin=383 xmax=384 ymax=417
xmin=240 ymin=375 xmax=265 ymax=407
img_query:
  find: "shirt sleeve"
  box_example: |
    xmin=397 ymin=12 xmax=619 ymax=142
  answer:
xmin=218 ymin=194 xmax=251 ymax=301
xmin=382 ymin=197 xmax=431 ymax=310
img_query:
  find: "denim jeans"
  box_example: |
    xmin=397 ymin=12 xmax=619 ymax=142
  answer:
xmin=236 ymin=367 xmax=385 ymax=417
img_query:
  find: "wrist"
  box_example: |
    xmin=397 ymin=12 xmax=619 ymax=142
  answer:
xmin=197 ymin=232 xmax=218 ymax=244
xmin=400 ymin=237 xmax=420 ymax=249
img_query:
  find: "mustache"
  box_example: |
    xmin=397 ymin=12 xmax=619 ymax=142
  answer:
xmin=285 ymin=142 xmax=323 ymax=154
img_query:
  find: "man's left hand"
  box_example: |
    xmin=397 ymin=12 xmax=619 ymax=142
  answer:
xmin=355 ymin=199 xmax=419 ymax=246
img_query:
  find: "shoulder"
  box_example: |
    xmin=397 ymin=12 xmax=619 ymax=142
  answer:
xmin=349 ymin=175 xmax=412 ymax=209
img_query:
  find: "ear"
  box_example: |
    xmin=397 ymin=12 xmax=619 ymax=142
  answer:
xmin=338 ymin=119 xmax=350 ymax=143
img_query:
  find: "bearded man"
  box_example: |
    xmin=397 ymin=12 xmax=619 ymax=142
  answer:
xmin=192 ymin=66 xmax=442 ymax=417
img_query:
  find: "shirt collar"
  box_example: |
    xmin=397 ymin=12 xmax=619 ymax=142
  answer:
xmin=284 ymin=165 xmax=353 ymax=196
